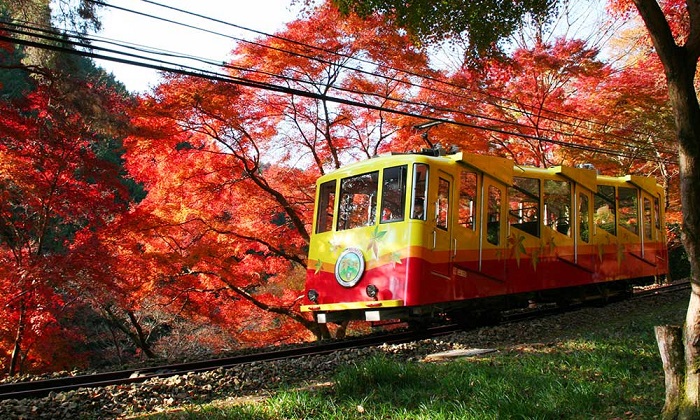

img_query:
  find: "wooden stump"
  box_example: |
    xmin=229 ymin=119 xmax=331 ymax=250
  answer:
xmin=655 ymin=325 xmax=684 ymax=419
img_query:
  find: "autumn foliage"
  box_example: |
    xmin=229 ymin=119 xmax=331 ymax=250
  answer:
xmin=0 ymin=1 xmax=682 ymax=375
xmin=0 ymin=62 xmax=130 ymax=373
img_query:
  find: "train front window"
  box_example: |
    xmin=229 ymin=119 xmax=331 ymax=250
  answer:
xmin=411 ymin=164 xmax=428 ymax=220
xmin=315 ymin=180 xmax=336 ymax=234
xmin=337 ymin=171 xmax=379 ymax=231
xmin=380 ymin=166 xmax=408 ymax=224
xmin=594 ymin=185 xmax=616 ymax=235
xmin=508 ymin=177 xmax=540 ymax=237
xmin=618 ymin=187 xmax=639 ymax=235
xmin=544 ymin=180 xmax=571 ymax=236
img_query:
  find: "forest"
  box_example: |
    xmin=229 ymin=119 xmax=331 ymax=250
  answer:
xmin=0 ymin=0 xmax=690 ymax=377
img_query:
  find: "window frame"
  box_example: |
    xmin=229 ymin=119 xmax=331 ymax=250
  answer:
xmin=315 ymin=180 xmax=336 ymax=234
xmin=380 ymin=165 xmax=408 ymax=224
xmin=336 ymin=171 xmax=380 ymax=231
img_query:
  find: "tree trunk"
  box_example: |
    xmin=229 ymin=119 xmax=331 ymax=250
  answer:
xmin=681 ymin=285 xmax=700 ymax=419
xmin=672 ymin=53 xmax=700 ymax=420
xmin=8 ymin=301 xmax=26 ymax=376
xmin=630 ymin=1 xmax=700 ymax=418
xmin=102 ymin=306 xmax=157 ymax=359
xmin=126 ymin=310 xmax=156 ymax=359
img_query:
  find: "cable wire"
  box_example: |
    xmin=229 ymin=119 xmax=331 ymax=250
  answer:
xmin=106 ymin=0 xmax=674 ymax=149
xmin=0 ymin=19 xmax=677 ymax=165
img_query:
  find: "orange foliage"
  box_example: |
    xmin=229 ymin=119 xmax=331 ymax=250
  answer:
xmin=112 ymin=1 xmax=439 ymax=344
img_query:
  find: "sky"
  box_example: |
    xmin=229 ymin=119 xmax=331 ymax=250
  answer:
xmin=92 ymin=0 xmax=302 ymax=93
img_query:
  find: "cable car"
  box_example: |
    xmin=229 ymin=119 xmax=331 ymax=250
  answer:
xmin=301 ymin=148 xmax=668 ymax=324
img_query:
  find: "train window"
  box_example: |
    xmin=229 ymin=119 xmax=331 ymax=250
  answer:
xmin=619 ymin=187 xmax=639 ymax=235
xmin=315 ymin=180 xmax=336 ymax=234
xmin=411 ymin=164 xmax=428 ymax=220
xmin=654 ymin=197 xmax=661 ymax=230
xmin=594 ymin=185 xmax=616 ymax=235
xmin=508 ymin=177 xmax=540 ymax=237
xmin=459 ymin=171 xmax=477 ymax=230
xmin=579 ymin=193 xmax=590 ymax=243
xmin=337 ymin=171 xmax=379 ymax=231
xmin=380 ymin=166 xmax=407 ymax=224
xmin=644 ymin=197 xmax=653 ymax=240
xmin=487 ymin=185 xmax=502 ymax=245
xmin=544 ymin=180 xmax=571 ymax=236
xmin=437 ymin=178 xmax=450 ymax=230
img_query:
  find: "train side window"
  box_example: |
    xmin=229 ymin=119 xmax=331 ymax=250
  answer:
xmin=594 ymin=185 xmax=616 ymax=235
xmin=411 ymin=164 xmax=428 ymax=220
xmin=579 ymin=193 xmax=590 ymax=243
xmin=337 ymin=171 xmax=379 ymax=231
xmin=315 ymin=180 xmax=336 ymax=234
xmin=459 ymin=171 xmax=477 ymax=230
xmin=654 ymin=197 xmax=661 ymax=230
xmin=643 ymin=197 xmax=653 ymax=240
xmin=619 ymin=187 xmax=639 ymax=235
xmin=380 ymin=165 xmax=408 ymax=224
xmin=544 ymin=180 xmax=571 ymax=236
xmin=437 ymin=177 xmax=450 ymax=230
xmin=487 ymin=185 xmax=502 ymax=245
xmin=508 ymin=177 xmax=540 ymax=237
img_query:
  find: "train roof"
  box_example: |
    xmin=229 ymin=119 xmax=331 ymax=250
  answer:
xmin=318 ymin=149 xmax=662 ymax=195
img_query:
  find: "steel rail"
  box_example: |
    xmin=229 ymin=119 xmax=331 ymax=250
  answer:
xmin=0 ymin=325 xmax=456 ymax=401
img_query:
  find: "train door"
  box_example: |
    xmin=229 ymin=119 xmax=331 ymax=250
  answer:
xmin=639 ymin=189 xmax=659 ymax=266
xmin=618 ymin=185 xmax=643 ymax=269
xmin=451 ymin=169 xmax=480 ymax=299
xmin=541 ymin=178 xmax=577 ymax=284
xmin=479 ymin=176 xmax=507 ymax=283
xmin=574 ymin=186 xmax=596 ymax=272
xmin=430 ymin=171 xmax=453 ymax=279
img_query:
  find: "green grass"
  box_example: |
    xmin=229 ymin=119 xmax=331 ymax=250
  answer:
xmin=151 ymin=295 xmax=687 ymax=419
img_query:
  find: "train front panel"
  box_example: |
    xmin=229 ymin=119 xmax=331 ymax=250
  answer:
xmin=301 ymin=156 xmax=432 ymax=323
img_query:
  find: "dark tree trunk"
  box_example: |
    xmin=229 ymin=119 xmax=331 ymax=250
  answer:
xmin=126 ymin=310 xmax=157 ymax=359
xmin=8 ymin=302 xmax=26 ymax=376
xmin=103 ymin=306 xmax=157 ymax=359
xmin=632 ymin=1 xmax=700 ymax=418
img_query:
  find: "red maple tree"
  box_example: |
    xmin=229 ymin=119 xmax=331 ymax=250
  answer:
xmin=0 ymin=71 xmax=130 ymax=374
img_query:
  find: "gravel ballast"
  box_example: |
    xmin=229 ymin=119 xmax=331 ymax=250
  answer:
xmin=0 ymin=289 xmax=687 ymax=419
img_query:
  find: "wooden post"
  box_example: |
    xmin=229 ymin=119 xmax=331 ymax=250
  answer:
xmin=655 ymin=325 xmax=684 ymax=419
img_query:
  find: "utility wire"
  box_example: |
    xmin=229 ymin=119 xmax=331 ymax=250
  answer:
xmin=1 ymin=24 xmax=675 ymax=165
xmin=81 ymin=11 xmax=676 ymax=161
xmin=101 ymin=0 xmax=674 ymax=150
xmin=0 ymin=21 xmax=677 ymax=165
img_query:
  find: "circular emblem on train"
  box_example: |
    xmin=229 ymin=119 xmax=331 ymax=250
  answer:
xmin=335 ymin=248 xmax=365 ymax=288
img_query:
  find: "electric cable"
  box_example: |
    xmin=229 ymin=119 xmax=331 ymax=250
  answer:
xmin=0 ymin=20 xmax=677 ymax=165
xmin=115 ymin=0 xmax=673 ymax=149
xmin=13 ymin=16 xmax=675 ymax=160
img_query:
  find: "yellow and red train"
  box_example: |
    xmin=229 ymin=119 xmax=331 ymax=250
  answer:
xmin=300 ymin=148 xmax=668 ymax=325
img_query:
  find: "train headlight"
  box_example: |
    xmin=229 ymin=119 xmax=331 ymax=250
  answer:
xmin=307 ymin=289 xmax=319 ymax=303
xmin=366 ymin=284 xmax=378 ymax=298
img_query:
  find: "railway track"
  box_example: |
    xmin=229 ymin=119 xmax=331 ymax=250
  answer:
xmin=0 ymin=325 xmax=457 ymax=401
xmin=0 ymin=280 xmax=688 ymax=401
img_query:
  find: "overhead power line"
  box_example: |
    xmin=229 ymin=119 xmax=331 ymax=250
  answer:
xmin=99 ymin=0 xmax=673 ymax=151
xmin=0 ymin=15 xmax=677 ymax=165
